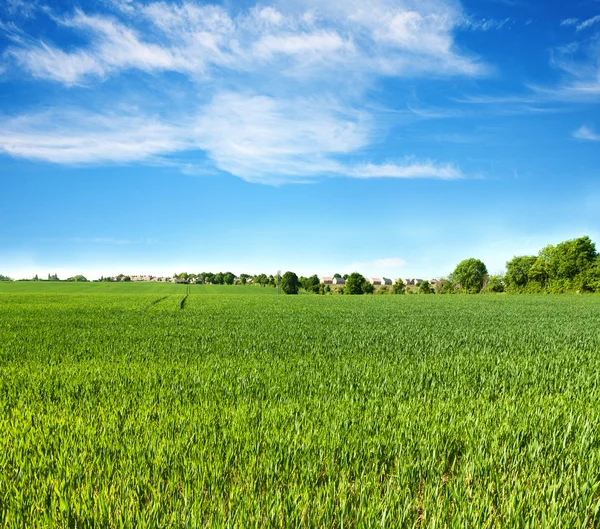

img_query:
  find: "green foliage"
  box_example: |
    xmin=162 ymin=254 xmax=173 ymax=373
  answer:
xmin=452 ymin=258 xmax=488 ymax=294
xmin=1 ymin=285 xmax=600 ymax=526
xmin=361 ymin=281 xmax=374 ymax=294
xmin=485 ymin=275 xmax=504 ymax=293
xmin=255 ymin=273 xmax=268 ymax=287
xmin=0 ymin=274 xmax=12 ymax=281
xmin=505 ymin=255 xmax=537 ymax=292
xmin=281 ymin=271 xmax=299 ymax=295
xmin=299 ymin=274 xmax=320 ymax=293
xmin=345 ymin=272 xmax=367 ymax=295
xmin=418 ymin=280 xmax=433 ymax=294
xmin=435 ymin=278 xmax=455 ymax=294
xmin=66 ymin=275 xmax=89 ymax=282
xmin=504 ymin=237 xmax=599 ymax=293
xmin=392 ymin=280 xmax=405 ymax=294
xmin=374 ymin=285 xmax=390 ymax=295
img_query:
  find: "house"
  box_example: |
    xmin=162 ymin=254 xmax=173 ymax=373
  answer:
xmin=333 ymin=277 xmax=345 ymax=285
xmin=429 ymin=279 xmax=439 ymax=286
xmin=320 ymin=277 xmax=333 ymax=285
xmin=369 ymin=278 xmax=382 ymax=286
xmin=382 ymin=277 xmax=392 ymax=286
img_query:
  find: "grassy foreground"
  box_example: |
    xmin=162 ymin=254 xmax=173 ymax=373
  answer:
xmin=1 ymin=284 xmax=600 ymax=527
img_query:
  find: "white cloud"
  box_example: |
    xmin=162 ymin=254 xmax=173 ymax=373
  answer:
xmin=0 ymin=98 xmax=464 ymax=185
xmin=348 ymin=161 xmax=463 ymax=180
xmin=6 ymin=0 xmax=485 ymax=84
xmin=9 ymin=43 xmax=104 ymax=85
xmin=0 ymin=1 xmax=478 ymax=185
xmin=252 ymin=31 xmax=352 ymax=62
xmin=560 ymin=16 xmax=600 ymax=31
xmin=561 ymin=18 xmax=578 ymax=27
xmin=577 ymin=15 xmax=600 ymax=32
xmin=546 ymin=37 xmax=600 ymax=99
xmin=462 ymin=17 xmax=511 ymax=32
xmin=573 ymin=125 xmax=600 ymax=141
xmin=194 ymin=92 xmax=370 ymax=183
xmin=8 ymin=9 xmax=183 ymax=84
xmin=0 ymin=110 xmax=191 ymax=163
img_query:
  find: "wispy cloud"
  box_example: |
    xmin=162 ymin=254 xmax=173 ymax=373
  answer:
xmin=561 ymin=16 xmax=600 ymax=32
xmin=462 ymin=17 xmax=511 ymax=31
xmin=193 ymin=92 xmax=370 ymax=184
xmin=347 ymin=161 xmax=463 ymax=180
xmin=5 ymin=1 xmax=486 ymax=84
xmin=573 ymin=125 xmax=600 ymax=141
xmin=560 ymin=18 xmax=578 ymax=27
xmin=0 ymin=1 xmax=481 ymax=185
xmin=0 ymin=110 xmax=191 ymax=163
xmin=576 ymin=15 xmax=600 ymax=32
xmin=0 ymin=100 xmax=463 ymax=184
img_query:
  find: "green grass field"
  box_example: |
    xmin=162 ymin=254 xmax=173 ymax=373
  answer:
xmin=1 ymin=283 xmax=600 ymax=527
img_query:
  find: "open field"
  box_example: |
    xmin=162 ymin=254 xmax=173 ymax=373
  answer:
xmin=1 ymin=284 xmax=600 ymax=527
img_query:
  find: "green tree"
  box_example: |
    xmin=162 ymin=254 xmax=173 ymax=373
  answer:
xmin=486 ymin=275 xmax=504 ymax=293
xmin=392 ymin=279 xmax=405 ymax=294
xmin=579 ymin=256 xmax=600 ymax=292
xmin=345 ymin=272 xmax=367 ymax=295
xmin=435 ymin=278 xmax=454 ymax=294
xmin=333 ymin=273 xmax=342 ymax=278
xmin=528 ymin=245 xmax=554 ymax=291
xmin=453 ymin=258 xmax=488 ymax=294
xmin=504 ymin=255 xmax=537 ymax=292
xmin=548 ymin=236 xmax=597 ymax=280
xmin=300 ymin=274 xmax=320 ymax=293
xmin=362 ymin=281 xmax=374 ymax=294
xmin=281 ymin=271 xmax=299 ymax=294
xmin=419 ymin=280 xmax=433 ymax=294
xmin=223 ymin=272 xmax=235 ymax=285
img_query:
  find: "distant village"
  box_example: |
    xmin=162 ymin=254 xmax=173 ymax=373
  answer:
xmin=102 ymin=274 xmax=439 ymax=287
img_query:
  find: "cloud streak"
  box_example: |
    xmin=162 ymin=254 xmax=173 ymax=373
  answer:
xmin=0 ymin=101 xmax=463 ymax=184
xmin=348 ymin=161 xmax=462 ymax=180
xmin=5 ymin=1 xmax=485 ymax=84
xmin=576 ymin=15 xmax=600 ymax=32
xmin=573 ymin=125 xmax=600 ymax=141
xmin=0 ymin=0 xmax=479 ymax=184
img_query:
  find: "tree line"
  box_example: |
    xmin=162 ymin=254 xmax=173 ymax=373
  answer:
xmin=2 ymin=236 xmax=598 ymax=294
xmin=284 ymin=235 xmax=600 ymax=295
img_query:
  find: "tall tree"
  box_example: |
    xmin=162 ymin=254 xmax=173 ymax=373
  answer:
xmin=281 ymin=271 xmax=299 ymax=295
xmin=345 ymin=272 xmax=367 ymax=295
xmin=419 ymin=280 xmax=433 ymax=294
xmin=505 ymin=255 xmax=537 ymax=292
xmin=453 ymin=258 xmax=488 ymax=293
xmin=392 ymin=279 xmax=405 ymax=294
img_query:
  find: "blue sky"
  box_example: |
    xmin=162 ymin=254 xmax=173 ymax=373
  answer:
xmin=1 ymin=0 xmax=599 ymax=280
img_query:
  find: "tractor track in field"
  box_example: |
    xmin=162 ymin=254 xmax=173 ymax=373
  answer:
xmin=179 ymin=286 xmax=189 ymax=310
xmin=147 ymin=295 xmax=170 ymax=309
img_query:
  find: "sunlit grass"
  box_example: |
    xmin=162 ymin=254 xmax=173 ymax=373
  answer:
xmin=1 ymin=285 xmax=599 ymax=527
